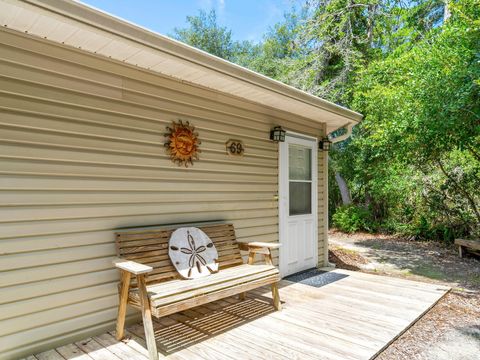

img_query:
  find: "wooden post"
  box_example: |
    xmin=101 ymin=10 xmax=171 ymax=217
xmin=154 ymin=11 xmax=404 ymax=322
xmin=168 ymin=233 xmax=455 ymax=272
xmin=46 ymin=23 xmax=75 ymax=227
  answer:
xmin=248 ymin=251 xmax=256 ymax=265
xmin=459 ymin=245 xmax=464 ymax=258
xmin=116 ymin=270 xmax=131 ymax=340
xmin=137 ymin=274 xmax=158 ymax=360
xmin=264 ymin=250 xmax=282 ymax=310
xmin=271 ymin=283 xmax=282 ymax=310
xmin=263 ymin=251 xmax=273 ymax=266
xmin=240 ymin=251 xmax=257 ymax=300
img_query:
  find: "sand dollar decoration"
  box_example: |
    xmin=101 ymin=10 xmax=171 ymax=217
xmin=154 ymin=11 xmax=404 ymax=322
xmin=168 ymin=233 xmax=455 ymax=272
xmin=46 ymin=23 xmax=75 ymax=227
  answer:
xmin=168 ymin=227 xmax=219 ymax=279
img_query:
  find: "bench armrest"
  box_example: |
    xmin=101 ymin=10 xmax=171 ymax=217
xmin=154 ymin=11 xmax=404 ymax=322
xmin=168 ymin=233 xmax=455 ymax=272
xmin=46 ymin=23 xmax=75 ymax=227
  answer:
xmin=113 ymin=258 xmax=153 ymax=275
xmin=245 ymin=242 xmax=280 ymax=266
xmin=247 ymin=242 xmax=281 ymax=250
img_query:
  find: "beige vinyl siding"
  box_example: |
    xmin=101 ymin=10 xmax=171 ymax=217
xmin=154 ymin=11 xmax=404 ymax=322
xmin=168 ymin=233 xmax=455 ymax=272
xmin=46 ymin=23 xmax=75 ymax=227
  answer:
xmin=318 ymin=126 xmax=329 ymax=266
xmin=0 ymin=28 xmax=327 ymax=359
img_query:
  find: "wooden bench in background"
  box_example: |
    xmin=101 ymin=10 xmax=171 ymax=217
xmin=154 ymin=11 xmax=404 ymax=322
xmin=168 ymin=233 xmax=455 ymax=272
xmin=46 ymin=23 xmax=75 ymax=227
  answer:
xmin=113 ymin=223 xmax=281 ymax=360
xmin=455 ymin=238 xmax=480 ymax=258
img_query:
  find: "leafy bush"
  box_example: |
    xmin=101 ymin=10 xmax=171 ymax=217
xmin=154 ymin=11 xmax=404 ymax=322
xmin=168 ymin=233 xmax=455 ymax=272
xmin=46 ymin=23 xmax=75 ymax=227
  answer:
xmin=332 ymin=205 xmax=373 ymax=233
xmin=328 ymin=1 xmax=480 ymax=242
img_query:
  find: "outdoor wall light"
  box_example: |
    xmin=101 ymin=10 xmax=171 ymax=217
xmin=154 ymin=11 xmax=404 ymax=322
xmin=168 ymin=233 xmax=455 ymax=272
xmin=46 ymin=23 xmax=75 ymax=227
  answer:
xmin=270 ymin=126 xmax=286 ymax=142
xmin=319 ymin=137 xmax=332 ymax=151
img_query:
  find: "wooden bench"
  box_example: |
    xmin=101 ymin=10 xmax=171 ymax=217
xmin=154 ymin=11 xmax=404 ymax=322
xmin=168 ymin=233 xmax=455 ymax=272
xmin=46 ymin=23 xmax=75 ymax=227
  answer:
xmin=113 ymin=223 xmax=281 ymax=360
xmin=455 ymin=238 xmax=480 ymax=258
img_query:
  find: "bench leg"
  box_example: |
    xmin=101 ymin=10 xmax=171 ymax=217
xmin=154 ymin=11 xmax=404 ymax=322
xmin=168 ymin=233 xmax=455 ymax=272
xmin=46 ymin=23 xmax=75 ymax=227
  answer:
xmin=138 ymin=274 xmax=158 ymax=360
xmin=271 ymin=283 xmax=282 ymax=311
xmin=459 ymin=245 xmax=465 ymax=258
xmin=116 ymin=271 xmax=131 ymax=340
xmin=238 ymin=252 xmax=257 ymax=300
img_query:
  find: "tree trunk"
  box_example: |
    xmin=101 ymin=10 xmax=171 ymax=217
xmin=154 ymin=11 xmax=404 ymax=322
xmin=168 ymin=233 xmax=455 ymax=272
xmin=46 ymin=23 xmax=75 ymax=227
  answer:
xmin=335 ymin=172 xmax=352 ymax=205
xmin=444 ymin=1 xmax=451 ymax=22
xmin=437 ymin=159 xmax=480 ymax=224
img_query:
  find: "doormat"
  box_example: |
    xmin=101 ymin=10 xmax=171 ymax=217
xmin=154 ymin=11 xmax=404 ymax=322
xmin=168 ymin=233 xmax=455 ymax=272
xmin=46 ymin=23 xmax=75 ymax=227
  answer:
xmin=284 ymin=268 xmax=348 ymax=288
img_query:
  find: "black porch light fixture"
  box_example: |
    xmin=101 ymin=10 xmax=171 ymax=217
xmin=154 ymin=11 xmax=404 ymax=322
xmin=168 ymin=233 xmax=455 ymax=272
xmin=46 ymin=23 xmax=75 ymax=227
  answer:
xmin=270 ymin=126 xmax=286 ymax=142
xmin=319 ymin=137 xmax=332 ymax=151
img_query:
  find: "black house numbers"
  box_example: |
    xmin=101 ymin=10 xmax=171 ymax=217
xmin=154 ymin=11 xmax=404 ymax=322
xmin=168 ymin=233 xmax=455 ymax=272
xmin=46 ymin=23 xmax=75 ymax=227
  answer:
xmin=226 ymin=139 xmax=244 ymax=156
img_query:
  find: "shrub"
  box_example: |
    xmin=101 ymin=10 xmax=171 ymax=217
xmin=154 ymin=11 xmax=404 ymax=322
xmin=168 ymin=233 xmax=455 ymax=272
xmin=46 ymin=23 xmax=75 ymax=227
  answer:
xmin=332 ymin=205 xmax=373 ymax=233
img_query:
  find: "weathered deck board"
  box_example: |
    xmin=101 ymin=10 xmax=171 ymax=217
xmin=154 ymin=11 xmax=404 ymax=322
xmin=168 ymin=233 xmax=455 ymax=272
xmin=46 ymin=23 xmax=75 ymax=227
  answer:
xmin=31 ymin=269 xmax=449 ymax=360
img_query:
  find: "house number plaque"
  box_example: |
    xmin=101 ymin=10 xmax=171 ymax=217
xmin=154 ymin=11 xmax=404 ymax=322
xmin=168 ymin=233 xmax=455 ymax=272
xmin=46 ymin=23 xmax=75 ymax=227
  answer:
xmin=226 ymin=139 xmax=244 ymax=156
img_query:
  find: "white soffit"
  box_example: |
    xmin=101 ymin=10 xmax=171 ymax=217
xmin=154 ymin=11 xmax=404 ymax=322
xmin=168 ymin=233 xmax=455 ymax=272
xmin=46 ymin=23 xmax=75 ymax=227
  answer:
xmin=0 ymin=0 xmax=363 ymax=133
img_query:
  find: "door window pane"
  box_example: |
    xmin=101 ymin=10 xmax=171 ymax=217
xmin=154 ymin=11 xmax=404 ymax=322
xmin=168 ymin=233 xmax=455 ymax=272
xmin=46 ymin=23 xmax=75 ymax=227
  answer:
xmin=289 ymin=182 xmax=312 ymax=215
xmin=289 ymin=145 xmax=311 ymax=180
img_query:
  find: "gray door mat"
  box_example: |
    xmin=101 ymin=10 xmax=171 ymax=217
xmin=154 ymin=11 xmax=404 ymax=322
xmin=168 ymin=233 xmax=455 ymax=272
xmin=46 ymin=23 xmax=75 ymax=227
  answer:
xmin=284 ymin=268 xmax=348 ymax=288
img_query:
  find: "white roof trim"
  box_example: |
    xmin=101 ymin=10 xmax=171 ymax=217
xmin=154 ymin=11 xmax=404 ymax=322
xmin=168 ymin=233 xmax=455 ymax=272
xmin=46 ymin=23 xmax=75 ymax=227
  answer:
xmin=1 ymin=0 xmax=363 ymax=132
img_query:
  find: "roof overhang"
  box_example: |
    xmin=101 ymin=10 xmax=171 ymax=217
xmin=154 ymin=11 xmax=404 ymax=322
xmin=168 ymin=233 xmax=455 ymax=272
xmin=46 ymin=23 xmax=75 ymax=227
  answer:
xmin=0 ymin=0 xmax=363 ymax=133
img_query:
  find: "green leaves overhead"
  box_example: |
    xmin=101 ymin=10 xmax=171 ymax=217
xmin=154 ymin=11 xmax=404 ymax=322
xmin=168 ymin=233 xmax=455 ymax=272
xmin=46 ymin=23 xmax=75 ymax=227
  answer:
xmin=171 ymin=9 xmax=252 ymax=62
xmin=174 ymin=0 xmax=479 ymax=240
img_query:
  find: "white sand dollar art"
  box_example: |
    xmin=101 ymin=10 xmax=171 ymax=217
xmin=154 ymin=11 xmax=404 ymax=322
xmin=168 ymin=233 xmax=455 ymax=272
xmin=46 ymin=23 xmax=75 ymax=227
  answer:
xmin=168 ymin=227 xmax=219 ymax=279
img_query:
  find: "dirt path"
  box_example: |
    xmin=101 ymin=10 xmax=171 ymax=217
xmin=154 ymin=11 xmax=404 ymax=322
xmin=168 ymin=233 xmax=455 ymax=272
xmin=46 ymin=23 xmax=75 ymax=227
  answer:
xmin=328 ymin=230 xmax=480 ymax=360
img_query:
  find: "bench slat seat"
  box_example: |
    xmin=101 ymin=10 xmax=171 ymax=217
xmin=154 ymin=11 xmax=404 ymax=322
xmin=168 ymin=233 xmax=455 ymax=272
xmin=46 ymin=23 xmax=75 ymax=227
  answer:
xmin=127 ymin=264 xmax=279 ymax=317
xmin=113 ymin=223 xmax=282 ymax=360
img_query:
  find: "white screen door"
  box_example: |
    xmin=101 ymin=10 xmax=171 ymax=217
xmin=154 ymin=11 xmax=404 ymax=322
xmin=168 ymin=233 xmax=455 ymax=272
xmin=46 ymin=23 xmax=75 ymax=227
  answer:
xmin=279 ymin=134 xmax=318 ymax=277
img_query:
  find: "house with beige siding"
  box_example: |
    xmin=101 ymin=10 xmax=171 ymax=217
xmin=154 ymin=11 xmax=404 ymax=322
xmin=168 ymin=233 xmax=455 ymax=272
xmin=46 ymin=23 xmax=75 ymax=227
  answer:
xmin=0 ymin=1 xmax=362 ymax=358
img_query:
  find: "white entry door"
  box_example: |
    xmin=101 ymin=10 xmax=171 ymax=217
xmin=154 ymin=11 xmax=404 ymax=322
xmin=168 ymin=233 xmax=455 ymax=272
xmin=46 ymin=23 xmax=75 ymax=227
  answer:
xmin=279 ymin=134 xmax=318 ymax=277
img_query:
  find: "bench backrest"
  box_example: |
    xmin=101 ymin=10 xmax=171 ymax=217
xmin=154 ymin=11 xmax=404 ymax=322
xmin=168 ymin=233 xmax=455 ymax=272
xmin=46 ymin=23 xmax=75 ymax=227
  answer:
xmin=115 ymin=223 xmax=244 ymax=287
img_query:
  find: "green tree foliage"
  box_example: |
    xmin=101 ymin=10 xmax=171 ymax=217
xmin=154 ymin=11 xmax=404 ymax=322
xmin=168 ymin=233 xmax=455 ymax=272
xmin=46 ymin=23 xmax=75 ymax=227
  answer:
xmin=347 ymin=0 xmax=480 ymax=240
xmin=174 ymin=0 xmax=479 ymax=241
xmin=172 ymin=9 xmax=250 ymax=61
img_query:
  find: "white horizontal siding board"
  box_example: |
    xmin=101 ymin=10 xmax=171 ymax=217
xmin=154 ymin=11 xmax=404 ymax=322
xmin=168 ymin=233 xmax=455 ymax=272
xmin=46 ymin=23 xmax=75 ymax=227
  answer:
xmin=0 ymin=43 xmax=123 ymax=86
xmin=0 ymin=143 xmax=276 ymax=171
xmin=0 ymin=307 xmax=119 ymax=353
xmin=0 ymin=112 xmax=277 ymax=152
xmin=0 ymin=209 xmax=278 ymax=239
xmin=0 ymin=83 xmax=286 ymax=138
xmin=0 ymin=190 xmax=275 ymax=205
xmin=0 ymin=65 xmax=123 ymax=99
xmin=0 ymin=175 xmax=277 ymax=192
xmin=0 ymin=282 xmax=117 ymax=321
xmin=0 ymin=170 xmax=275 ymax=187
xmin=0 ymin=145 xmax=276 ymax=173
xmin=0 ymin=244 xmax=115 ymax=271
xmin=0 ymin=257 xmax=115 ymax=288
xmin=0 ymin=294 xmax=118 ymax=337
xmin=0 ymin=200 xmax=277 ymax=225
xmin=1 ymin=314 xmax=138 ymax=360
xmin=0 ymin=230 xmax=113 ymax=255
xmin=0 ymin=269 xmax=118 ymax=304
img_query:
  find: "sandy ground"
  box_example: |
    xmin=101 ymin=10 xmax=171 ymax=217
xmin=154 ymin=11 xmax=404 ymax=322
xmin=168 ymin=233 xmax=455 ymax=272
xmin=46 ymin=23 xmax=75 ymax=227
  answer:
xmin=328 ymin=230 xmax=480 ymax=360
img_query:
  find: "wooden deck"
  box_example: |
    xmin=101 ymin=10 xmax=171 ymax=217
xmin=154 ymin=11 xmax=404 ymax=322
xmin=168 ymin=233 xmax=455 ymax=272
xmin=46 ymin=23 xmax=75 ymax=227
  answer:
xmin=29 ymin=269 xmax=449 ymax=360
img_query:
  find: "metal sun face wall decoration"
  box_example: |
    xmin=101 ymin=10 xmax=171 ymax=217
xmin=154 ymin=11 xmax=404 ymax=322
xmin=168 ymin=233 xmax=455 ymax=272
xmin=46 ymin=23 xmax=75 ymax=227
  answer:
xmin=164 ymin=120 xmax=201 ymax=167
xmin=168 ymin=227 xmax=219 ymax=279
